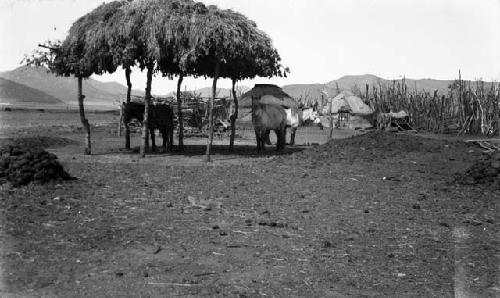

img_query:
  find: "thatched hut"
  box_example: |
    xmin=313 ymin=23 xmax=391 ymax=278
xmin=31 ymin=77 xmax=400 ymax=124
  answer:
xmin=320 ymin=91 xmax=374 ymax=129
xmin=321 ymin=91 xmax=374 ymax=115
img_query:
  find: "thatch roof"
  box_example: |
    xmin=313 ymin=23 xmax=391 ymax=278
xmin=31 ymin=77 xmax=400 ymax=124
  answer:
xmin=321 ymin=92 xmax=374 ymax=115
xmin=240 ymin=84 xmax=298 ymax=108
xmin=50 ymin=1 xmax=132 ymax=78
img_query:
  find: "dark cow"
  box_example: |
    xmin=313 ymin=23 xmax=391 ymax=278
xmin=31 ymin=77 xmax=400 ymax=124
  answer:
xmin=252 ymin=101 xmax=287 ymax=152
xmin=122 ymin=102 xmax=174 ymax=152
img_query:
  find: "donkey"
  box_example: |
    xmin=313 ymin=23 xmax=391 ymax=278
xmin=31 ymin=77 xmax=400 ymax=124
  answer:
xmin=252 ymin=101 xmax=287 ymax=152
xmin=122 ymin=102 xmax=174 ymax=152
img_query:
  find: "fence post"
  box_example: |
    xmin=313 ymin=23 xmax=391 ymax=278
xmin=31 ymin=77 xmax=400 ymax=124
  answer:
xmin=118 ymin=105 xmax=122 ymax=137
xmin=328 ymin=99 xmax=333 ymax=140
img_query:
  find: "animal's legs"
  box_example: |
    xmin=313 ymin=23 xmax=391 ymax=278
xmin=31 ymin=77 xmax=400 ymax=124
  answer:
xmin=289 ymin=127 xmax=297 ymax=146
xmin=150 ymin=129 xmax=156 ymax=152
xmin=160 ymin=127 xmax=167 ymax=150
xmin=255 ymin=129 xmax=265 ymax=152
xmin=278 ymin=123 xmax=286 ymax=150
xmin=264 ymin=130 xmax=272 ymax=145
xmin=168 ymin=127 xmax=173 ymax=151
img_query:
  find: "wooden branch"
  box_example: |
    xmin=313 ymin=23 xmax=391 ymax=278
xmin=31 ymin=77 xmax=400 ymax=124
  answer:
xmin=148 ymin=282 xmax=200 ymax=287
xmin=465 ymin=139 xmax=500 ymax=143
xmin=38 ymin=44 xmax=59 ymax=51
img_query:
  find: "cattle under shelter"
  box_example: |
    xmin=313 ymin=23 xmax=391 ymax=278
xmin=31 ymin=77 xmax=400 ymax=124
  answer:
xmin=239 ymin=84 xmax=299 ymax=109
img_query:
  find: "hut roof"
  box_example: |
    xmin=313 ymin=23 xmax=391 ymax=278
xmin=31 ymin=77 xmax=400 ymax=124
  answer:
xmin=240 ymin=84 xmax=298 ymax=108
xmin=321 ymin=92 xmax=374 ymax=115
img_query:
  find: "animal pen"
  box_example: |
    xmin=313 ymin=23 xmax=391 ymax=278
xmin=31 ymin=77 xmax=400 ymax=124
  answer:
xmin=119 ymin=94 xmax=231 ymax=137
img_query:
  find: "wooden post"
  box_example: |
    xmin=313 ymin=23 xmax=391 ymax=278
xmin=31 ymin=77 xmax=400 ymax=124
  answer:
xmin=124 ymin=67 xmax=132 ymax=149
xmin=205 ymin=60 xmax=220 ymax=162
xmin=497 ymin=84 xmax=500 ymax=137
xmin=176 ymin=74 xmax=184 ymax=150
xmin=229 ymin=78 xmax=238 ymax=151
xmin=365 ymin=83 xmax=369 ymax=101
xmin=118 ymin=105 xmax=122 ymax=137
xmin=328 ymin=99 xmax=333 ymax=140
xmin=77 ymin=76 xmax=91 ymax=155
xmin=140 ymin=63 xmax=154 ymax=158
xmin=458 ymin=70 xmax=464 ymax=128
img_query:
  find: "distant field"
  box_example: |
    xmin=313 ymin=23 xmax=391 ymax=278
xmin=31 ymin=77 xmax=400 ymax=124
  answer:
xmin=0 ymin=109 xmax=358 ymax=147
xmin=0 ymin=109 xmax=119 ymax=135
xmin=1 ymin=103 xmax=118 ymax=112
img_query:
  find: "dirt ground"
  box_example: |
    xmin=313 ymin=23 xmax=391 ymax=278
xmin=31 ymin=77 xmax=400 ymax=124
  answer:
xmin=0 ymin=109 xmax=499 ymax=297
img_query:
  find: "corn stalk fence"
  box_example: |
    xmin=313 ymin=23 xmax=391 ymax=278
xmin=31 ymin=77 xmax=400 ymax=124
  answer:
xmin=364 ymin=74 xmax=500 ymax=136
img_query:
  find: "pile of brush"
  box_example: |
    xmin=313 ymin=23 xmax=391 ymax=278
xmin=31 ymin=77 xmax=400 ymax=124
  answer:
xmin=456 ymin=152 xmax=500 ymax=188
xmin=0 ymin=145 xmax=74 ymax=187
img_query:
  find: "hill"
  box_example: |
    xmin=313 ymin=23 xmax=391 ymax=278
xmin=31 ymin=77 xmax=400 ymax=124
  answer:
xmin=0 ymin=66 xmax=143 ymax=108
xmin=192 ymin=86 xmax=251 ymax=99
xmin=272 ymin=75 xmax=456 ymax=106
xmin=0 ymin=77 xmax=64 ymax=106
xmin=326 ymin=74 xmax=453 ymax=94
xmin=281 ymin=84 xmax=335 ymax=106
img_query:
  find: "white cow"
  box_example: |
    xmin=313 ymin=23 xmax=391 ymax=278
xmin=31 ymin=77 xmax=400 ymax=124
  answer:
xmin=285 ymin=107 xmax=300 ymax=145
xmin=265 ymin=107 xmax=320 ymax=145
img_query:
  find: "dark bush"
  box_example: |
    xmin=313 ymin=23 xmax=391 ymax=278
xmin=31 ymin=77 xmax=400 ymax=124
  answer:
xmin=456 ymin=152 xmax=500 ymax=188
xmin=0 ymin=145 xmax=75 ymax=187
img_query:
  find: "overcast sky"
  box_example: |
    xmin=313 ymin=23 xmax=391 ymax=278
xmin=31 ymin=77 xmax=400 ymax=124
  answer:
xmin=1 ymin=0 xmax=499 ymax=94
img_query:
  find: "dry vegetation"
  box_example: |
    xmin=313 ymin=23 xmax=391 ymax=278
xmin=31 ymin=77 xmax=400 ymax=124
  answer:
xmin=365 ymin=74 xmax=500 ymax=136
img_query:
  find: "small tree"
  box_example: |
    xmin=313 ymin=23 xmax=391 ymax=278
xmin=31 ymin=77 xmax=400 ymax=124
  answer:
xmin=176 ymin=5 xmax=288 ymax=160
xmin=24 ymin=1 xmax=132 ymax=155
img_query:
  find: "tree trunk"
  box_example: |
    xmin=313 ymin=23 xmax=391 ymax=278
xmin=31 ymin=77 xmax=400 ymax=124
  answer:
xmin=497 ymin=85 xmax=500 ymax=136
xmin=205 ymin=61 xmax=220 ymax=162
xmin=76 ymin=76 xmax=91 ymax=155
xmin=124 ymin=66 xmax=132 ymax=149
xmin=140 ymin=63 xmax=154 ymax=158
xmin=176 ymin=74 xmax=184 ymax=150
xmin=328 ymin=99 xmax=334 ymax=140
xmin=365 ymin=83 xmax=369 ymax=101
xmin=229 ymin=78 xmax=238 ymax=151
xmin=118 ymin=104 xmax=122 ymax=137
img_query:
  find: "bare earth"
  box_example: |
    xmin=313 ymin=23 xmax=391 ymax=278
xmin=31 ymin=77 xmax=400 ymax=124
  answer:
xmin=0 ymin=109 xmax=499 ymax=297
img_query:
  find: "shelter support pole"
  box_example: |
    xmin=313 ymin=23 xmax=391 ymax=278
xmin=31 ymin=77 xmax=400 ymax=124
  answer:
xmin=497 ymin=85 xmax=500 ymax=137
xmin=177 ymin=74 xmax=184 ymax=150
xmin=118 ymin=105 xmax=122 ymax=137
xmin=328 ymin=99 xmax=333 ymax=140
xmin=124 ymin=67 xmax=132 ymax=149
xmin=205 ymin=61 xmax=220 ymax=162
xmin=140 ymin=63 xmax=154 ymax=158
xmin=77 ymin=76 xmax=91 ymax=155
xmin=229 ymin=78 xmax=238 ymax=151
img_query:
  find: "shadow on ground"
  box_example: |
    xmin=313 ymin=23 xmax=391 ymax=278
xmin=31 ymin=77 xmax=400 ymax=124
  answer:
xmin=101 ymin=144 xmax=309 ymax=158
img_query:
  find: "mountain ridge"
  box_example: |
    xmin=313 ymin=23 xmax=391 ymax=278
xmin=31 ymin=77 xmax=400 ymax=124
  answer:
xmin=0 ymin=66 xmax=491 ymax=109
xmin=0 ymin=66 xmax=143 ymax=108
xmin=0 ymin=77 xmax=64 ymax=105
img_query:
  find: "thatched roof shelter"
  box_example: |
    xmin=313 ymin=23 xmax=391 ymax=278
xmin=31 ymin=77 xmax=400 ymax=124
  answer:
xmin=27 ymin=1 xmax=135 ymax=155
xmin=28 ymin=0 xmax=287 ymax=158
xmin=321 ymin=91 xmax=374 ymax=115
xmin=50 ymin=1 xmax=132 ymax=77
xmin=240 ymin=84 xmax=298 ymax=108
xmin=159 ymin=3 xmax=288 ymax=160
